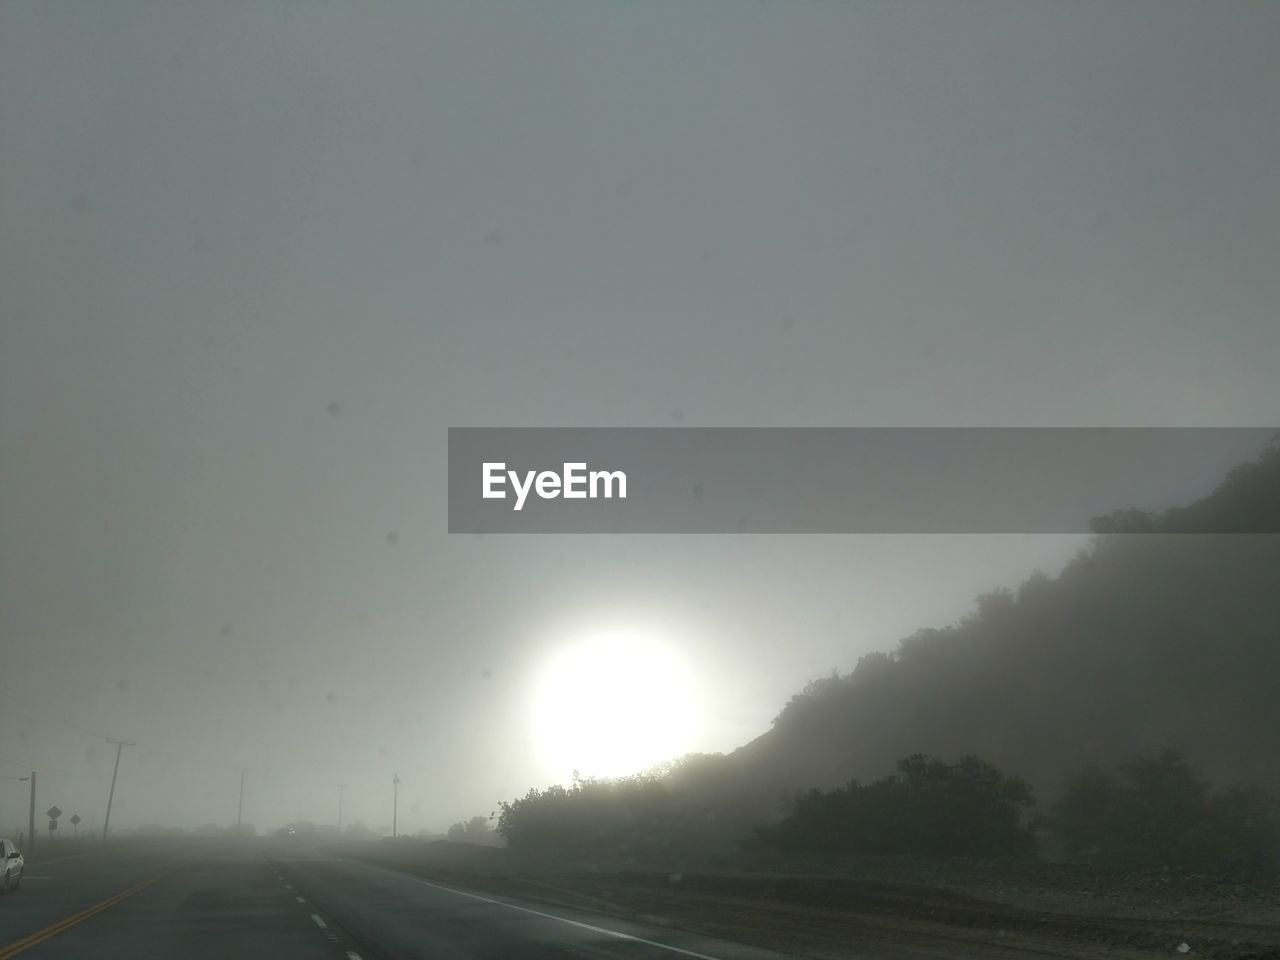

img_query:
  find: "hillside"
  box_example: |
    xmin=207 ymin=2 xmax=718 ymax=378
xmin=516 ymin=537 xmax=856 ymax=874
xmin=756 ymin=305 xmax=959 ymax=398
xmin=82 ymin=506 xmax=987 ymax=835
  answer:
xmin=728 ymin=443 xmax=1280 ymax=811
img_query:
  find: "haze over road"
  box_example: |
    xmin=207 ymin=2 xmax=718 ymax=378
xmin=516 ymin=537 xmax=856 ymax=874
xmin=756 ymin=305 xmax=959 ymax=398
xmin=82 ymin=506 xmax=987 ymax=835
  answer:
xmin=0 ymin=840 xmax=787 ymax=959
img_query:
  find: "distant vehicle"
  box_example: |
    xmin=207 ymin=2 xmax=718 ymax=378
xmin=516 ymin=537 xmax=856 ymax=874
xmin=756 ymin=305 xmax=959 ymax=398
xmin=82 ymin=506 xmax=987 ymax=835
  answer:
xmin=0 ymin=839 xmax=23 ymax=893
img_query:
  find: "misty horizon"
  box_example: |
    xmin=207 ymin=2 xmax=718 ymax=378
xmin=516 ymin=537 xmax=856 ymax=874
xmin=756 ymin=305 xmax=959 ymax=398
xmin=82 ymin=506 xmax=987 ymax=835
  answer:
xmin=4 ymin=0 xmax=1278 ymax=842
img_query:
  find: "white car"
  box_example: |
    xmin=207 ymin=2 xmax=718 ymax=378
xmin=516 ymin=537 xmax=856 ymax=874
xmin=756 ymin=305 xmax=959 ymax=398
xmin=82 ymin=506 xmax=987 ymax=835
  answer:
xmin=0 ymin=839 xmax=23 ymax=893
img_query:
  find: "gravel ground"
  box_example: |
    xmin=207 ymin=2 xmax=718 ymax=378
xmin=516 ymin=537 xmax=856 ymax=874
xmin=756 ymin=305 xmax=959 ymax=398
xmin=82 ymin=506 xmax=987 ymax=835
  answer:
xmin=338 ymin=842 xmax=1280 ymax=960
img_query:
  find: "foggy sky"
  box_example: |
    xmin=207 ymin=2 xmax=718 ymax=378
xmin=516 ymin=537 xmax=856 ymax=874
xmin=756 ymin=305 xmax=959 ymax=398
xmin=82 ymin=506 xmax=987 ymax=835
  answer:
xmin=2 ymin=1 xmax=1277 ymax=835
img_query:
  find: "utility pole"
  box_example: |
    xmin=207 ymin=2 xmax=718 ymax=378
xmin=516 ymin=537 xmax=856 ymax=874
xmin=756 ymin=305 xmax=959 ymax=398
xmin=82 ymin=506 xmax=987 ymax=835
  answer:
xmin=236 ymin=770 xmax=248 ymax=837
xmin=27 ymin=772 xmax=35 ymax=855
xmin=337 ymin=784 xmax=346 ymax=831
xmin=392 ymin=773 xmax=400 ymax=838
xmin=4 ymin=774 xmax=34 ymax=853
xmin=102 ymin=739 xmax=134 ymax=839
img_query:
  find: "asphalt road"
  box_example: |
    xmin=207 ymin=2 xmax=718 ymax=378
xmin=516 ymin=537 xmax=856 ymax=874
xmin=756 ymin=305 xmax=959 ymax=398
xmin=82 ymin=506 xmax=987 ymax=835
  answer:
xmin=0 ymin=840 xmax=795 ymax=959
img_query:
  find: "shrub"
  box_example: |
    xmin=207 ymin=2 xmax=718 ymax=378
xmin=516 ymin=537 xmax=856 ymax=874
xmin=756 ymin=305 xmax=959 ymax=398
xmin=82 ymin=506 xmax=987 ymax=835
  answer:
xmin=1051 ymin=750 xmax=1280 ymax=882
xmin=754 ymin=754 xmax=1037 ymax=858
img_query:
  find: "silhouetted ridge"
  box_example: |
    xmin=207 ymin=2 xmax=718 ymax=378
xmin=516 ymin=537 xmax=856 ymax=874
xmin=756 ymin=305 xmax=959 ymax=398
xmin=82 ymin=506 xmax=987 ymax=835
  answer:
xmin=1091 ymin=442 xmax=1280 ymax=533
xmin=735 ymin=442 xmax=1280 ymax=806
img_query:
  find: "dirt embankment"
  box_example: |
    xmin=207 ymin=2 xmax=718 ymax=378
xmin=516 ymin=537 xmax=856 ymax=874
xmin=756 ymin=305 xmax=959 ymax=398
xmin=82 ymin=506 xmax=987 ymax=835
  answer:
xmin=335 ymin=841 xmax=1280 ymax=960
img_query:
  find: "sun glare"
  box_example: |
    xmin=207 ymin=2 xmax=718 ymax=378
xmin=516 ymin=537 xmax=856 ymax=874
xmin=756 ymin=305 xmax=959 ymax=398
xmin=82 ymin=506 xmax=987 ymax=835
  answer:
xmin=533 ymin=632 xmax=700 ymax=781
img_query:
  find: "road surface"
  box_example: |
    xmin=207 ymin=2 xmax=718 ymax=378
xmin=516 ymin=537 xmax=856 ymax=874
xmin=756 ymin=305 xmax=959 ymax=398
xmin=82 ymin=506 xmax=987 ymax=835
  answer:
xmin=0 ymin=840 xmax=795 ymax=959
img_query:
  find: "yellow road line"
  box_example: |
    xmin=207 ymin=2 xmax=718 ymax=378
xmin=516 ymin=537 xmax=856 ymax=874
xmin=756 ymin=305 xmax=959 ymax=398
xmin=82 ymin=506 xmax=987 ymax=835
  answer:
xmin=0 ymin=867 xmax=177 ymax=959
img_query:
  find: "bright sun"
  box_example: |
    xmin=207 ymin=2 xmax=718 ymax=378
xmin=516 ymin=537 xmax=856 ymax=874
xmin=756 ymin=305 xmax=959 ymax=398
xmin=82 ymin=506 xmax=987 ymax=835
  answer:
xmin=533 ymin=632 xmax=700 ymax=781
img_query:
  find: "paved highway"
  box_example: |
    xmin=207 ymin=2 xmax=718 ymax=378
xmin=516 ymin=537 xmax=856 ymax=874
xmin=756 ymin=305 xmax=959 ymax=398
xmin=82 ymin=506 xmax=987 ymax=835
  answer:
xmin=0 ymin=841 xmax=794 ymax=959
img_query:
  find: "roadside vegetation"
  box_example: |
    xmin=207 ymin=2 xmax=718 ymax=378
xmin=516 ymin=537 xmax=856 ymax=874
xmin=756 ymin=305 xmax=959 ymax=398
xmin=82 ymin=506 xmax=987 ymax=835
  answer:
xmin=493 ymin=750 xmax=1279 ymax=884
xmin=750 ymin=754 xmax=1037 ymax=858
xmin=1050 ymin=750 xmax=1280 ymax=883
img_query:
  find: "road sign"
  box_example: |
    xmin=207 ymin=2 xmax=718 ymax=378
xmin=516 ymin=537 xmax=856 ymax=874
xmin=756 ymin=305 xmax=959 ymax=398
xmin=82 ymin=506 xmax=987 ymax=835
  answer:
xmin=49 ymin=819 xmax=58 ymax=831
xmin=46 ymin=805 xmax=62 ymax=820
xmin=70 ymin=814 xmax=81 ymax=825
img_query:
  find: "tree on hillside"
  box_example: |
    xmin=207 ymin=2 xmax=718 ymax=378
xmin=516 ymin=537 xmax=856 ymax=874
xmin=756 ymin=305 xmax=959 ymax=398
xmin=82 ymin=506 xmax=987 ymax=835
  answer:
xmin=1091 ymin=442 xmax=1280 ymax=534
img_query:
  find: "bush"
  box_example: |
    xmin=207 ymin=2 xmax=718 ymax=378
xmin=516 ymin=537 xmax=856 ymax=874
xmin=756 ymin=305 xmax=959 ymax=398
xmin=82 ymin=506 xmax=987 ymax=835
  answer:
xmin=753 ymin=754 xmax=1037 ymax=858
xmin=498 ymin=773 xmax=694 ymax=860
xmin=1051 ymin=751 xmax=1280 ymax=882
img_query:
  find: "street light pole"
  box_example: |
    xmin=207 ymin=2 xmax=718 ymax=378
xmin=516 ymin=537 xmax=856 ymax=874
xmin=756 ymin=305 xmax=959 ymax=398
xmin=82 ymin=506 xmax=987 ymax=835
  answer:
xmin=337 ymin=784 xmax=345 ymax=831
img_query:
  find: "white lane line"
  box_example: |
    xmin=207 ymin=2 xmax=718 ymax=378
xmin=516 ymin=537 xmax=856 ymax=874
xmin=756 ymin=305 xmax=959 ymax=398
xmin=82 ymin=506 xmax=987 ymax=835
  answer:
xmin=311 ymin=913 xmax=328 ymax=930
xmin=407 ymin=877 xmax=725 ymax=960
xmin=295 ymin=895 xmax=306 ymax=903
xmin=283 ymin=883 xmax=292 ymax=889
xmin=346 ymin=953 xmax=363 ymax=960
